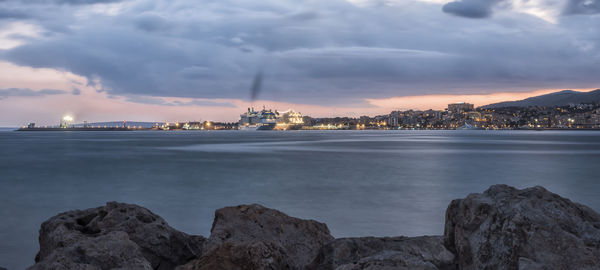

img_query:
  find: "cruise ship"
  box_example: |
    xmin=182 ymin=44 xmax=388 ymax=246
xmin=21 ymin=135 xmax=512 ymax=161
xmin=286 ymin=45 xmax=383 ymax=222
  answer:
xmin=238 ymin=107 xmax=278 ymax=130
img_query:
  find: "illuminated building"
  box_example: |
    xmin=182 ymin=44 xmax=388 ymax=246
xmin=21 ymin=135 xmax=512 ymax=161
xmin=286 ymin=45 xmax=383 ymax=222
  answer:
xmin=447 ymin=102 xmax=474 ymax=113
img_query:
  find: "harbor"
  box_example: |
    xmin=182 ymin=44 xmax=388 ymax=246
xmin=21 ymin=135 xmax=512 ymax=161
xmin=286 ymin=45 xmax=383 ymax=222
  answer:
xmin=16 ymin=96 xmax=600 ymax=131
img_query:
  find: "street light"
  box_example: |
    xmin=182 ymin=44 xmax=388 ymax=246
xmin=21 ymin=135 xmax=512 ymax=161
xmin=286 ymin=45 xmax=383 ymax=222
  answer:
xmin=61 ymin=115 xmax=74 ymax=128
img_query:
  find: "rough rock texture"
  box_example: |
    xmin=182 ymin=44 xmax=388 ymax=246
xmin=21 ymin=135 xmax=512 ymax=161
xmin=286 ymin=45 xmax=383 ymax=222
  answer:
xmin=28 ymin=202 xmax=205 ymax=270
xmin=178 ymin=204 xmax=334 ymax=270
xmin=176 ymin=242 xmax=288 ymax=270
xmin=310 ymin=236 xmax=455 ymax=270
xmin=444 ymin=184 xmax=600 ymax=270
xmin=27 ymin=184 xmax=600 ymax=270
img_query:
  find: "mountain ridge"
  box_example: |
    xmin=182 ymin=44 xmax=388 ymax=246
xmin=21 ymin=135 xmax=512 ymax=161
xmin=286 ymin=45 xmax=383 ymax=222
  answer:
xmin=480 ymin=89 xmax=600 ymax=109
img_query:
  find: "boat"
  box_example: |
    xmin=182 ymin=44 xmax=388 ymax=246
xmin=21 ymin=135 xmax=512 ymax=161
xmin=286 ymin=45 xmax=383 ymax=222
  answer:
xmin=238 ymin=107 xmax=278 ymax=130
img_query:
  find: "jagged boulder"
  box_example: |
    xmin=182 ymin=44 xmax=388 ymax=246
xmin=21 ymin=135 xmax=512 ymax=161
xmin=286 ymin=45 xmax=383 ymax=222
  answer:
xmin=178 ymin=204 xmax=334 ymax=270
xmin=176 ymin=241 xmax=289 ymax=270
xmin=309 ymin=236 xmax=455 ymax=270
xmin=444 ymin=184 xmax=600 ymax=270
xmin=26 ymin=185 xmax=600 ymax=270
xmin=28 ymin=202 xmax=205 ymax=270
xmin=28 ymin=231 xmax=152 ymax=270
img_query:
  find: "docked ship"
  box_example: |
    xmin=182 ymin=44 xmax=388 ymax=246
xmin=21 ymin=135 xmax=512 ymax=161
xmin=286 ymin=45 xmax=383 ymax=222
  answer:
xmin=239 ymin=107 xmax=278 ymax=130
xmin=276 ymin=109 xmax=304 ymax=130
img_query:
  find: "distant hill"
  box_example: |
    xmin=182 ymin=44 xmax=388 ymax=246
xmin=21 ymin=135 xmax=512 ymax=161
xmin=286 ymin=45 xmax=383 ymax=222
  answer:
xmin=480 ymin=89 xmax=600 ymax=109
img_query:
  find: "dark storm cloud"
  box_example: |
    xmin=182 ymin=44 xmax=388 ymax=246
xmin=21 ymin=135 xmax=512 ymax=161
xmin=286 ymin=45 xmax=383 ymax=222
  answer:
xmin=0 ymin=88 xmax=67 ymax=98
xmin=287 ymin=11 xmax=320 ymax=21
xmin=124 ymin=95 xmax=236 ymax=107
xmin=0 ymin=0 xmax=599 ymax=105
xmin=57 ymin=0 xmax=122 ymax=4
xmin=564 ymin=0 xmax=600 ymax=15
xmin=134 ymin=13 xmax=170 ymax=32
xmin=171 ymin=100 xmax=236 ymax=107
xmin=442 ymin=0 xmax=502 ymax=18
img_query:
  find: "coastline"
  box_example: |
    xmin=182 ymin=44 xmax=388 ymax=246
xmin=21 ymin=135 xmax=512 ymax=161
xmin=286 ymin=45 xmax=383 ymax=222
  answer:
xmin=12 ymin=127 xmax=600 ymax=131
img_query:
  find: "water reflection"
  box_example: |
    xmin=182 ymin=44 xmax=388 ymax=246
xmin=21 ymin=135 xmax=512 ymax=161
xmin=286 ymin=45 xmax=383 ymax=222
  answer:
xmin=1 ymin=130 xmax=599 ymax=269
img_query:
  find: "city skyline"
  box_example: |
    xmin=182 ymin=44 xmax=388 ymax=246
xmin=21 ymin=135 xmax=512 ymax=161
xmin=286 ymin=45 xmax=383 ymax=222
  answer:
xmin=15 ymin=89 xmax=600 ymax=131
xmin=2 ymin=84 xmax=598 ymax=126
xmin=1 ymin=0 xmax=600 ymax=125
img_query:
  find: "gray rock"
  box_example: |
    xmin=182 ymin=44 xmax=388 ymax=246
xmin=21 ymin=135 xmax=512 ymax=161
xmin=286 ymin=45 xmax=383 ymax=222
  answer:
xmin=28 ymin=202 xmax=205 ymax=270
xmin=309 ymin=236 xmax=455 ymax=270
xmin=178 ymin=204 xmax=334 ymax=270
xmin=28 ymin=231 xmax=152 ymax=270
xmin=176 ymin=241 xmax=288 ymax=270
xmin=27 ymin=184 xmax=600 ymax=270
xmin=444 ymin=184 xmax=600 ymax=270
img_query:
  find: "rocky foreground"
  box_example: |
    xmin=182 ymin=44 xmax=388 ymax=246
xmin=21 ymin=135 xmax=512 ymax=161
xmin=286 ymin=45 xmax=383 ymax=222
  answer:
xmin=27 ymin=185 xmax=600 ymax=270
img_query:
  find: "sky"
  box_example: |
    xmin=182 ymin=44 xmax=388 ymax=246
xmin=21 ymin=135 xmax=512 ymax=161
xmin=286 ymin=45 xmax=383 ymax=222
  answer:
xmin=0 ymin=0 xmax=599 ymax=126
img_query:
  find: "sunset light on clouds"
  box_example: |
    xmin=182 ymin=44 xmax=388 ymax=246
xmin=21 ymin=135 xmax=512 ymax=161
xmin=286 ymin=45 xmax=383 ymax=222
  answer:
xmin=1 ymin=0 xmax=599 ymax=126
xmin=3 ymin=1 xmax=600 ymax=270
xmin=1 ymin=56 xmax=595 ymax=126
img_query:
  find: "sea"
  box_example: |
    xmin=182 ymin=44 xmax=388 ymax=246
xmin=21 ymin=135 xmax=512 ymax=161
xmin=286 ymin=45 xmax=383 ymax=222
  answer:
xmin=1 ymin=129 xmax=600 ymax=269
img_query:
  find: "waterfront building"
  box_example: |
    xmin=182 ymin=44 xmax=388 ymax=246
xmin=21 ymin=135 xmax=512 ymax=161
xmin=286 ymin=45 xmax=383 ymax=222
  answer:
xmin=183 ymin=122 xmax=202 ymax=130
xmin=466 ymin=111 xmax=481 ymax=121
xmin=448 ymin=102 xmax=474 ymax=113
xmin=359 ymin=116 xmax=371 ymax=125
xmin=386 ymin=116 xmax=398 ymax=127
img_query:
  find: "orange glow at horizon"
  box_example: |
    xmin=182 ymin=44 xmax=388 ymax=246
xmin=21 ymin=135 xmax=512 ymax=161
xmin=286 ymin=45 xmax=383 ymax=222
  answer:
xmin=1 ymin=61 xmax=598 ymax=126
xmin=365 ymin=88 xmax=600 ymax=111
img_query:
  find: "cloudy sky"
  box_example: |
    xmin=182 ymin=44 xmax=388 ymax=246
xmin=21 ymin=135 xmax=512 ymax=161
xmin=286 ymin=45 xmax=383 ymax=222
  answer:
xmin=0 ymin=0 xmax=599 ymax=125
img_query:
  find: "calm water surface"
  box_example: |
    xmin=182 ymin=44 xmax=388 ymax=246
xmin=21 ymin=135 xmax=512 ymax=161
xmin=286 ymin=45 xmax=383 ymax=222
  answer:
xmin=1 ymin=130 xmax=600 ymax=269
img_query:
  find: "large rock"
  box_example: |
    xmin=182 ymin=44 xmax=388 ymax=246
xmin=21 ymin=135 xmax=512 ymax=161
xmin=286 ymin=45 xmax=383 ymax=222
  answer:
xmin=444 ymin=184 xmax=600 ymax=270
xmin=28 ymin=231 xmax=153 ymax=270
xmin=28 ymin=202 xmax=205 ymax=270
xmin=178 ymin=204 xmax=334 ymax=270
xmin=309 ymin=236 xmax=455 ymax=270
xmin=176 ymin=242 xmax=289 ymax=270
xmin=26 ymin=185 xmax=600 ymax=270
